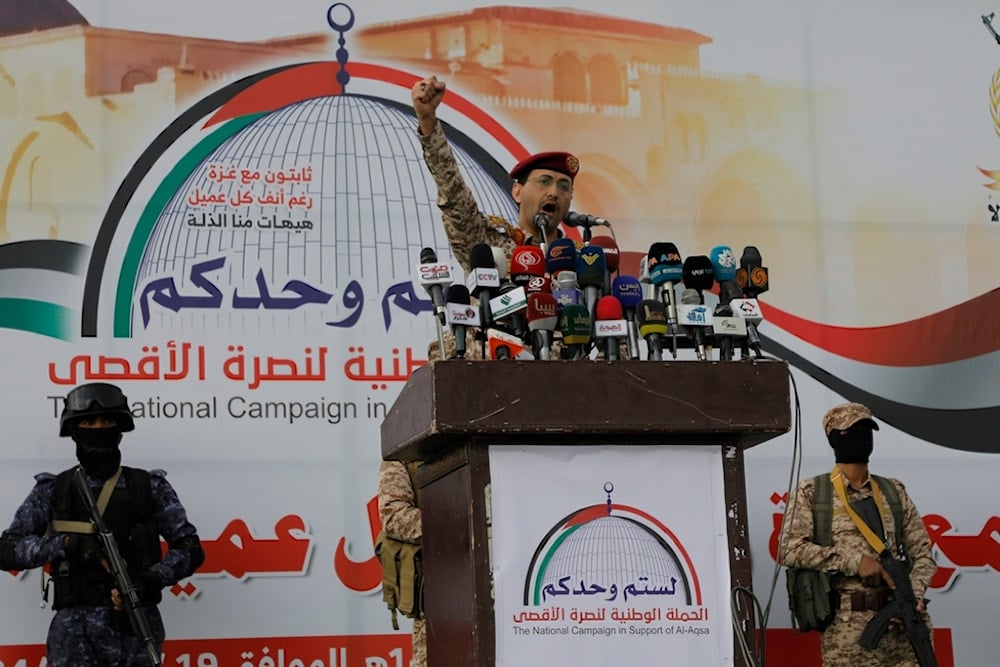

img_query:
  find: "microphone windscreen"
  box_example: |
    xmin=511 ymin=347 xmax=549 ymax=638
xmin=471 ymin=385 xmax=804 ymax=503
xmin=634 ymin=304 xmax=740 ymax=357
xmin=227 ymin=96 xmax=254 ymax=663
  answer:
xmin=526 ymin=292 xmax=559 ymax=330
xmin=611 ymin=275 xmax=643 ymax=309
xmin=491 ymin=246 xmax=509 ymax=279
xmin=682 ymin=255 xmax=715 ymax=292
xmin=636 ymin=299 xmax=669 ymax=336
xmin=575 ymin=246 xmax=606 ymax=289
xmin=718 ymin=279 xmax=743 ymax=305
xmin=559 ymin=304 xmax=591 ymax=344
xmin=446 ymin=284 xmax=471 ymax=305
xmin=545 ymin=238 xmax=578 ymax=276
xmin=510 ymin=245 xmax=546 ymax=277
xmin=709 ymin=245 xmax=737 ymax=282
xmin=680 ymin=288 xmax=701 ymax=306
xmin=740 ymin=246 xmax=763 ymax=270
xmin=647 ymin=242 xmax=683 ymax=285
xmin=589 ymin=236 xmax=619 ymax=272
xmin=595 ymin=295 xmax=624 ymax=320
xmin=470 ymin=243 xmax=496 ymax=269
xmin=420 ymin=247 xmax=438 ymax=264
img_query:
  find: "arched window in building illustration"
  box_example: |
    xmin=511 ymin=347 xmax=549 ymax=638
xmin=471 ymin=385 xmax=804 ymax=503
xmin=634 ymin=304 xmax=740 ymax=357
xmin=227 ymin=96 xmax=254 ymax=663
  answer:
xmin=553 ymin=52 xmax=587 ymax=103
xmin=588 ymin=54 xmax=625 ymax=106
xmin=121 ymin=68 xmax=153 ymax=94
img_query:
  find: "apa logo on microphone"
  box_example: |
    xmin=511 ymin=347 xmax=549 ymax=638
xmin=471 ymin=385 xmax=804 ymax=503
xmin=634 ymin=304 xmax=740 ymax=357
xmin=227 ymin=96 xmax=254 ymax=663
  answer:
xmin=579 ymin=252 xmax=602 ymax=266
xmin=418 ymin=263 xmax=452 ymax=283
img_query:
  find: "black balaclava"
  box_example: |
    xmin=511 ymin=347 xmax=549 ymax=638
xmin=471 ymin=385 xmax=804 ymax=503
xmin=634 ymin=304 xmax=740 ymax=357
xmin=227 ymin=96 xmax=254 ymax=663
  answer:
xmin=827 ymin=424 xmax=874 ymax=464
xmin=71 ymin=424 xmax=123 ymax=479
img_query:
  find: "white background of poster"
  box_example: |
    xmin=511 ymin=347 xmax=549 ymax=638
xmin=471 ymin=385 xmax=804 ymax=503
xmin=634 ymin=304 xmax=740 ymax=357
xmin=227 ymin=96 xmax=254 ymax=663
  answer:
xmin=489 ymin=444 xmax=734 ymax=666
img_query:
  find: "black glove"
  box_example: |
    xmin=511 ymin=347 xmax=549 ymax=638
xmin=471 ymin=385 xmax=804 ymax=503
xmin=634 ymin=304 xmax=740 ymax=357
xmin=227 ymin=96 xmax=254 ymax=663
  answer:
xmin=134 ymin=568 xmax=163 ymax=605
xmin=63 ymin=534 xmax=102 ymax=563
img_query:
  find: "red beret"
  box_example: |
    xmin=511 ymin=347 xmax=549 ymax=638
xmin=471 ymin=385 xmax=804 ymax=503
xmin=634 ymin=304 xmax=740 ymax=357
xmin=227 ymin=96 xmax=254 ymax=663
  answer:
xmin=509 ymin=151 xmax=580 ymax=183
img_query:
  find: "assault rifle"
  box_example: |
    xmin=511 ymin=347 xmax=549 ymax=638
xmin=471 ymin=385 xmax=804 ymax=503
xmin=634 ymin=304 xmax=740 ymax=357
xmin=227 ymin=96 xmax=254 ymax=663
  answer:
xmin=858 ymin=550 xmax=936 ymax=667
xmin=72 ymin=467 xmax=162 ymax=666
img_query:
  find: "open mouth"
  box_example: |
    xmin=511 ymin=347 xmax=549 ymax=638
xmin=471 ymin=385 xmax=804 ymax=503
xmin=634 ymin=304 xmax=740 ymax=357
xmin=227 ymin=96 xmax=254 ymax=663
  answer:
xmin=540 ymin=202 xmax=558 ymax=217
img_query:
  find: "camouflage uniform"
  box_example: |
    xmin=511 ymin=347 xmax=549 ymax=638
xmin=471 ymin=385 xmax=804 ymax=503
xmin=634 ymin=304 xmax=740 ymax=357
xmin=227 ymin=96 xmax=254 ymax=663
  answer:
xmin=0 ymin=467 xmax=203 ymax=666
xmin=781 ymin=469 xmax=936 ymax=666
xmin=418 ymin=120 xmax=529 ymax=274
xmin=377 ymin=460 xmax=425 ymax=667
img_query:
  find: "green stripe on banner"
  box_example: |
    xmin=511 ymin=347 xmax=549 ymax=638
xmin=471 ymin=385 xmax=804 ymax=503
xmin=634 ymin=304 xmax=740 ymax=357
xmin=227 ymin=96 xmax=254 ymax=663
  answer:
xmin=0 ymin=298 xmax=74 ymax=340
xmin=113 ymin=113 xmax=266 ymax=338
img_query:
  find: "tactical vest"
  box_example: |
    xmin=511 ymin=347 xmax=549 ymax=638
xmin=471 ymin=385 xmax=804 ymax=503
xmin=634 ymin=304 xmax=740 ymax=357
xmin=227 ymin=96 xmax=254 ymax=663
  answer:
xmin=51 ymin=467 xmax=162 ymax=608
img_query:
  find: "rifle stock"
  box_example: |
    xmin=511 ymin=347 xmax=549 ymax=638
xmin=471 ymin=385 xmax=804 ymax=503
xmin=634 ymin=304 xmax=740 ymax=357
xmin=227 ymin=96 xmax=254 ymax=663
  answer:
xmin=72 ymin=467 xmax=162 ymax=667
xmin=858 ymin=551 xmax=937 ymax=667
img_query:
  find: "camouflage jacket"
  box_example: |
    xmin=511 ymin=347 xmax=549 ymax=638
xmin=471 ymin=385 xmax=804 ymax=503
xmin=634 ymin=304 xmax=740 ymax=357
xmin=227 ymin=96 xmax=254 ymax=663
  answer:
xmin=779 ymin=468 xmax=936 ymax=599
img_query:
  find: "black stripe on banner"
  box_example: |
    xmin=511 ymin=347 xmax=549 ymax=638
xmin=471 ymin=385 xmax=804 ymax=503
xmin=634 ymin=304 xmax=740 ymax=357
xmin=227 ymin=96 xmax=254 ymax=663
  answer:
xmin=761 ymin=334 xmax=1000 ymax=454
xmin=0 ymin=240 xmax=88 ymax=274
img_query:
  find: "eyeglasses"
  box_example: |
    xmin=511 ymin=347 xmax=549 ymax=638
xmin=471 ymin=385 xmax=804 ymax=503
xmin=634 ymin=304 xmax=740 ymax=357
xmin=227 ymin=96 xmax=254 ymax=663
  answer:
xmin=525 ymin=175 xmax=573 ymax=195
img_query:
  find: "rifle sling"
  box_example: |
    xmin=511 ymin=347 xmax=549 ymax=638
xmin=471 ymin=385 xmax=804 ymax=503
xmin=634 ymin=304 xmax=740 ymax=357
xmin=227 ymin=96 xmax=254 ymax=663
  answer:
xmin=50 ymin=467 xmax=122 ymax=534
xmin=830 ymin=467 xmax=891 ymax=555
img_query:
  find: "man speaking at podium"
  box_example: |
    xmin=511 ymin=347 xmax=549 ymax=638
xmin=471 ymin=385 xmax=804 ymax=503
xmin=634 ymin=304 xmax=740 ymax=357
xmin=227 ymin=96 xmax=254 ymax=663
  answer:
xmin=410 ymin=74 xmax=580 ymax=270
xmin=376 ymin=75 xmax=585 ymax=667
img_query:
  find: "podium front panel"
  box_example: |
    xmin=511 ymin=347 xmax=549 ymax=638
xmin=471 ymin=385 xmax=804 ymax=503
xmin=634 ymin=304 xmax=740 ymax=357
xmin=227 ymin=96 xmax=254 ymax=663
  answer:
xmin=489 ymin=444 xmax=734 ymax=665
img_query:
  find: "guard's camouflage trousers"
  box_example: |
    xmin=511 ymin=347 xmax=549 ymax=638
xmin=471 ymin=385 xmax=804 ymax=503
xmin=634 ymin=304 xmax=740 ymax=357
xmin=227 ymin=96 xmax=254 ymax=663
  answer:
xmin=46 ymin=605 xmax=165 ymax=666
xmin=411 ymin=617 xmax=426 ymax=667
xmin=821 ymin=609 xmax=934 ymax=666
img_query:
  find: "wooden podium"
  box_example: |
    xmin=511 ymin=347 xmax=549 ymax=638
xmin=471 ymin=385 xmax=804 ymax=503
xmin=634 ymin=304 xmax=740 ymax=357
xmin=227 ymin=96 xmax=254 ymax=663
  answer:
xmin=381 ymin=359 xmax=791 ymax=667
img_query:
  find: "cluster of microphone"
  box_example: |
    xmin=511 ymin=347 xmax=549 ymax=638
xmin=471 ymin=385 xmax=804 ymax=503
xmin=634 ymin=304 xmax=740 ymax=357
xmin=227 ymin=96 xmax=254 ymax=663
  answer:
xmin=416 ymin=214 xmax=770 ymax=362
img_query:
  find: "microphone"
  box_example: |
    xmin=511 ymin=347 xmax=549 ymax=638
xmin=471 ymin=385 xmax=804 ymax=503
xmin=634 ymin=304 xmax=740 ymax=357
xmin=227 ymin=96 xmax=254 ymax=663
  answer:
xmin=711 ymin=301 xmax=746 ymax=362
xmin=589 ymin=235 xmax=619 ymax=296
xmin=487 ymin=328 xmax=532 ymax=360
xmin=489 ymin=282 xmax=529 ymax=341
xmin=524 ymin=275 xmax=551 ymax=295
xmin=545 ymin=238 xmax=578 ymax=279
xmin=736 ymin=245 xmax=769 ymax=298
xmin=636 ymin=299 xmax=669 ymax=361
xmin=709 ymin=245 xmax=738 ymax=284
xmin=467 ymin=243 xmax=501 ymax=327
xmin=575 ymin=245 xmax=606 ymax=327
xmin=563 ymin=211 xmax=611 ymax=228
xmin=533 ymin=212 xmax=552 ymax=255
xmin=510 ymin=245 xmax=546 ymax=287
xmin=646 ymin=242 xmax=683 ymax=357
xmin=444 ymin=284 xmax=479 ymax=360
xmin=552 ymin=270 xmax=582 ymax=312
xmin=611 ymin=275 xmax=643 ymax=360
xmin=726 ymin=283 xmax=764 ymax=359
xmin=594 ymin=295 xmax=626 ymax=361
xmin=526 ymin=292 xmax=559 ymax=360
xmin=418 ymin=247 xmax=451 ymax=354
xmin=681 ymin=255 xmax=715 ymax=304
xmin=720 ymin=280 xmax=762 ymax=359
xmin=492 ymin=246 xmax=510 ymax=282
xmin=678 ymin=288 xmax=711 ymax=361
xmin=558 ymin=303 xmax=592 ymax=360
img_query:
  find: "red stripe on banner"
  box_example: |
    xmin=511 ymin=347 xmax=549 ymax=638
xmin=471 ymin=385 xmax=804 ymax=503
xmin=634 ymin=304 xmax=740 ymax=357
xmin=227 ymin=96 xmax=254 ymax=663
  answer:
xmin=203 ymin=62 xmax=530 ymax=160
xmin=763 ymin=627 xmax=954 ymax=666
xmin=0 ymin=633 xmax=411 ymax=665
xmin=759 ymin=288 xmax=1000 ymax=367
